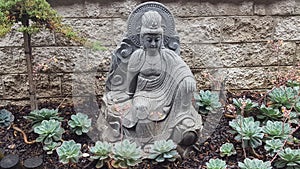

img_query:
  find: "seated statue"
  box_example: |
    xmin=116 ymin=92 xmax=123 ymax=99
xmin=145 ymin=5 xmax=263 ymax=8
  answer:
xmin=97 ymin=2 xmax=202 ymax=153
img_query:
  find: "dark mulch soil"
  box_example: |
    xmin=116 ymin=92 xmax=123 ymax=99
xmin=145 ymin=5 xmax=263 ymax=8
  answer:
xmin=0 ymin=91 xmax=299 ymax=168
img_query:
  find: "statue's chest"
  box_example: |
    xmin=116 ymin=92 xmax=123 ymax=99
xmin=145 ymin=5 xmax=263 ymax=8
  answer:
xmin=140 ymin=60 xmax=162 ymax=77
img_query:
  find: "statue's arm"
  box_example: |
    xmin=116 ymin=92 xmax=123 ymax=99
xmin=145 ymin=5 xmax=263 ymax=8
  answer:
xmin=126 ymin=69 xmax=139 ymax=97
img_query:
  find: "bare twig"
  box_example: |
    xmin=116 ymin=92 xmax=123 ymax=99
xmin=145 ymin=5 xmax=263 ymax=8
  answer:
xmin=12 ymin=125 xmax=36 ymax=144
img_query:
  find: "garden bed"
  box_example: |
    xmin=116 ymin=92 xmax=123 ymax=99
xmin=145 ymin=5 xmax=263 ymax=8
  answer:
xmin=0 ymin=90 xmax=299 ymax=169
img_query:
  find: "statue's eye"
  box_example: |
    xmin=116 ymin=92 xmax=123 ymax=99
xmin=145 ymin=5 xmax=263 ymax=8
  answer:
xmin=146 ymin=37 xmax=152 ymax=42
xmin=155 ymin=38 xmax=160 ymax=42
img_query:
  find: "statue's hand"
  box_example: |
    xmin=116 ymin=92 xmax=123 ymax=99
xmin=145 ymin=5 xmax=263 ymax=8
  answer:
xmin=113 ymin=93 xmax=132 ymax=103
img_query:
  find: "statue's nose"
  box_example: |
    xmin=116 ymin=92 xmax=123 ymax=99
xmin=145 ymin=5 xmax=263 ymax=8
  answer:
xmin=150 ymin=40 xmax=156 ymax=47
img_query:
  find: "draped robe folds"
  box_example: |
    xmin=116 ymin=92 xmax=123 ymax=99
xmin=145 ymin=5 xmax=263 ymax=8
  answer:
xmin=102 ymin=48 xmax=202 ymax=146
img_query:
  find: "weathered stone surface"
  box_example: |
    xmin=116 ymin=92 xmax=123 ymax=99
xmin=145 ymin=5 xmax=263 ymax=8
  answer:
xmin=221 ymin=16 xmax=274 ymax=42
xmin=193 ymin=44 xmax=223 ymax=68
xmin=295 ymin=0 xmax=300 ymax=14
xmin=180 ymin=43 xmax=195 ymax=68
xmin=31 ymin=30 xmax=56 ymax=46
xmin=0 ymin=76 xmax=3 ymax=97
xmin=224 ymin=67 xmax=274 ymax=90
xmin=0 ymin=25 xmax=23 ymax=47
xmin=254 ymin=0 xmax=296 ymax=15
xmin=0 ymin=48 xmax=27 ymax=74
xmin=32 ymin=46 xmax=111 ymax=73
xmin=112 ymin=18 xmax=127 ymax=46
xmin=2 ymin=74 xmax=28 ymax=99
xmin=176 ymin=17 xmax=222 ymax=44
xmin=48 ymin=0 xmax=85 ymax=18
xmin=35 ymin=73 xmax=62 ymax=98
xmin=56 ymin=18 xmax=114 ymax=46
xmin=85 ymin=0 xmax=137 ymax=18
xmin=194 ymin=69 xmax=226 ymax=90
xmin=296 ymin=43 xmax=300 ymax=64
xmin=274 ymin=17 xmax=300 ymax=40
xmin=168 ymin=1 xmax=253 ymax=17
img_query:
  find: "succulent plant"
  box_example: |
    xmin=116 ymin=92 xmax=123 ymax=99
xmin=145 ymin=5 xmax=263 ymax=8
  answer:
xmin=148 ymin=140 xmax=179 ymax=163
xmin=268 ymin=86 xmax=298 ymax=109
xmin=295 ymin=101 xmax=300 ymax=113
xmin=34 ymin=119 xmax=65 ymax=145
xmin=229 ymin=116 xmax=264 ymax=148
xmin=275 ymin=148 xmax=300 ymax=169
xmin=111 ymin=139 xmax=142 ymax=168
xmin=206 ymin=158 xmax=227 ymax=169
xmin=258 ymin=104 xmax=283 ymax=121
xmin=287 ymin=80 xmax=300 ymax=87
xmin=232 ymin=98 xmax=258 ymax=115
xmin=238 ymin=158 xmax=272 ymax=169
xmin=264 ymin=139 xmax=284 ymax=156
xmin=194 ymin=90 xmax=222 ymax=113
xmin=68 ymin=112 xmax=92 ymax=135
xmin=220 ymin=143 xmax=236 ymax=157
xmin=56 ymin=140 xmax=82 ymax=164
xmin=0 ymin=109 xmax=14 ymax=127
xmin=89 ymin=141 xmax=113 ymax=168
xmin=263 ymin=121 xmax=292 ymax=140
xmin=24 ymin=108 xmax=63 ymax=128
xmin=43 ymin=141 xmax=61 ymax=154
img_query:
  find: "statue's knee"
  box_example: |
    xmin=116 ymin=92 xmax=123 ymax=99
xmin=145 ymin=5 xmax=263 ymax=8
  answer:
xmin=180 ymin=131 xmax=197 ymax=146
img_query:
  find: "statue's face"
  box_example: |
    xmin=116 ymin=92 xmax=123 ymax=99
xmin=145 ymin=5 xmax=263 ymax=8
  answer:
xmin=142 ymin=34 xmax=162 ymax=50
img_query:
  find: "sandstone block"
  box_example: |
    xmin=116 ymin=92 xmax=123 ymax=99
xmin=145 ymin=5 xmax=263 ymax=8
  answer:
xmin=221 ymin=16 xmax=274 ymax=42
xmin=31 ymin=30 xmax=56 ymax=46
xmin=85 ymin=0 xmax=137 ymax=18
xmin=0 ymin=25 xmax=23 ymax=47
xmin=48 ymin=0 xmax=85 ymax=18
xmin=167 ymin=1 xmax=253 ymax=17
xmin=35 ymin=73 xmax=62 ymax=98
xmin=112 ymin=18 xmax=128 ymax=46
xmin=56 ymin=18 xmax=114 ymax=46
xmin=296 ymin=43 xmax=300 ymax=64
xmin=274 ymin=17 xmax=300 ymax=40
xmin=180 ymin=43 xmax=195 ymax=68
xmin=2 ymin=74 xmax=29 ymax=99
xmin=176 ymin=17 xmax=222 ymax=44
xmin=254 ymin=0 xmax=296 ymax=15
xmin=193 ymin=44 xmax=223 ymax=68
xmin=0 ymin=48 xmax=27 ymax=74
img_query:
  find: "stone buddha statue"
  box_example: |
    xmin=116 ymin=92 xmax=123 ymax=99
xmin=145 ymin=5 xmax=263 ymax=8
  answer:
xmin=97 ymin=2 xmax=202 ymax=153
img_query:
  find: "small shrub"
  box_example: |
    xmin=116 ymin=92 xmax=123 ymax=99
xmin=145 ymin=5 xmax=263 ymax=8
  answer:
xmin=56 ymin=140 xmax=82 ymax=164
xmin=206 ymin=158 xmax=227 ymax=169
xmin=111 ymin=139 xmax=142 ymax=168
xmin=238 ymin=158 xmax=272 ymax=169
xmin=0 ymin=109 xmax=14 ymax=127
xmin=275 ymin=148 xmax=300 ymax=169
xmin=264 ymin=139 xmax=284 ymax=156
xmin=268 ymin=86 xmax=298 ymax=109
xmin=263 ymin=121 xmax=292 ymax=140
xmin=68 ymin=112 xmax=92 ymax=135
xmin=194 ymin=90 xmax=222 ymax=113
xmin=229 ymin=116 xmax=264 ymax=148
xmin=233 ymin=98 xmax=258 ymax=115
xmin=90 ymin=141 xmax=112 ymax=168
xmin=220 ymin=143 xmax=236 ymax=157
xmin=148 ymin=140 xmax=179 ymax=163
xmin=258 ymin=104 xmax=282 ymax=121
xmin=34 ymin=119 xmax=65 ymax=145
xmin=24 ymin=108 xmax=63 ymax=128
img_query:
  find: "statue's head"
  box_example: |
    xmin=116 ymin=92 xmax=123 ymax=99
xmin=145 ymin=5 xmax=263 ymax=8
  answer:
xmin=140 ymin=10 xmax=163 ymax=35
xmin=140 ymin=11 xmax=163 ymax=51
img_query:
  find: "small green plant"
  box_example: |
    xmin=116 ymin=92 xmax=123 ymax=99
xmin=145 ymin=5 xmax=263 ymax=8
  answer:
xmin=268 ymin=86 xmax=298 ymax=109
xmin=275 ymin=148 xmax=300 ymax=169
xmin=68 ymin=112 xmax=92 ymax=135
xmin=295 ymin=101 xmax=300 ymax=113
xmin=233 ymin=98 xmax=258 ymax=115
xmin=264 ymin=139 xmax=284 ymax=156
xmin=258 ymin=104 xmax=282 ymax=121
xmin=205 ymin=158 xmax=227 ymax=169
xmin=111 ymin=139 xmax=142 ymax=168
xmin=263 ymin=121 xmax=292 ymax=140
xmin=56 ymin=140 xmax=82 ymax=164
xmin=220 ymin=143 xmax=236 ymax=157
xmin=229 ymin=116 xmax=264 ymax=148
xmin=43 ymin=141 xmax=61 ymax=154
xmin=0 ymin=109 xmax=14 ymax=127
xmin=238 ymin=158 xmax=272 ymax=169
xmin=148 ymin=140 xmax=179 ymax=163
xmin=194 ymin=90 xmax=222 ymax=113
xmin=34 ymin=119 xmax=64 ymax=145
xmin=89 ymin=141 xmax=113 ymax=168
xmin=24 ymin=108 xmax=63 ymax=128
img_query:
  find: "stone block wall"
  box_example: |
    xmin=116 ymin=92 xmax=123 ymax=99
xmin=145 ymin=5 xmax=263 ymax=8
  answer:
xmin=0 ymin=0 xmax=299 ymax=106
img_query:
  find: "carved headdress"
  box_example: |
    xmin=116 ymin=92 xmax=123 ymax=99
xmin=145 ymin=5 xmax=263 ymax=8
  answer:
xmin=140 ymin=11 xmax=163 ymax=35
